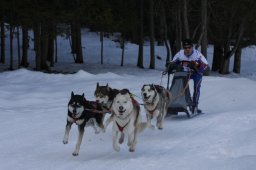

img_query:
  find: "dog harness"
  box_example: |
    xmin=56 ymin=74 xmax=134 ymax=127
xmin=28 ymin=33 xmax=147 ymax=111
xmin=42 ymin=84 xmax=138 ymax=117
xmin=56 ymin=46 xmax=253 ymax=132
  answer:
xmin=131 ymin=97 xmax=140 ymax=112
xmin=71 ymin=115 xmax=82 ymax=125
xmin=115 ymin=120 xmax=130 ymax=132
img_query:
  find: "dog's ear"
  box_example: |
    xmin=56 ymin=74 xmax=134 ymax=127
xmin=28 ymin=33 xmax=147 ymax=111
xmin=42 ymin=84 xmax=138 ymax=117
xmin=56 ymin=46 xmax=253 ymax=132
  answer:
xmin=71 ymin=91 xmax=74 ymax=97
xmin=141 ymin=85 xmax=145 ymax=91
xmin=83 ymin=94 xmax=87 ymax=103
xmin=96 ymin=82 xmax=99 ymax=89
xmin=151 ymin=84 xmax=155 ymax=90
xmin=107 ymin=84 xmax=111 ymax=91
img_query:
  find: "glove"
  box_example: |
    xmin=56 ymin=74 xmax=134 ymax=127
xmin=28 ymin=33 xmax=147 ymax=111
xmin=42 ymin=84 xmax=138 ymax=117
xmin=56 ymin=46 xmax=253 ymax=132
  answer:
xmin=188 ymin=62 xmax=198 ymax=73
xmin=188 ymin=62 xmax=196 ymax=69
xmin=167 ymin=62 xmax=176 ymax=74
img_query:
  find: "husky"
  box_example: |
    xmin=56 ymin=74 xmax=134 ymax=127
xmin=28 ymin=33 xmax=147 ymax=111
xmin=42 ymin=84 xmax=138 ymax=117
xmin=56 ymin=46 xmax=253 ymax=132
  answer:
xmin=111 ymin=89 xmax=147 ymax=152
xmin=141 ymin=84 xmax=171 ymax=130
xmin=94 ymin=83 xmax=119 ymax=129
xmin=63 ymin=92 xmax=106 ymax=156
xmin=94 ymin=83 xmax=119 ymax=109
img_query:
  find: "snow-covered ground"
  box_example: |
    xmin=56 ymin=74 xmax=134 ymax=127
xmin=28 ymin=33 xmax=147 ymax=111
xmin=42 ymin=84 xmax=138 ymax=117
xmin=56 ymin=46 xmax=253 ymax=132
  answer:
xmin=0 ymin=30 xmax=256 ymax=170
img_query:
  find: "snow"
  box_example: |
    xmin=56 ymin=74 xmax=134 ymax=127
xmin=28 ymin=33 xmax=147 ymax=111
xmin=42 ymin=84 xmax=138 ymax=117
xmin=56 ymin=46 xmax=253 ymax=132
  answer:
xmin=0 ymin=30 xmax=256 ymax=170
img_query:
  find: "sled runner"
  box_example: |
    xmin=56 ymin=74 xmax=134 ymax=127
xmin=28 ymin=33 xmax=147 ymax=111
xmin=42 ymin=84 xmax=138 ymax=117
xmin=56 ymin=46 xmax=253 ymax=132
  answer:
xmin=164 ymin=63 xmax=202 ymax=118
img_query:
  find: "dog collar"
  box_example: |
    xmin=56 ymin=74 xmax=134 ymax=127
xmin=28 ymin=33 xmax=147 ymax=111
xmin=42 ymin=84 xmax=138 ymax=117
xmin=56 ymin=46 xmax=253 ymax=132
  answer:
xmin=148 ymin=106 xmax=158 ymax=115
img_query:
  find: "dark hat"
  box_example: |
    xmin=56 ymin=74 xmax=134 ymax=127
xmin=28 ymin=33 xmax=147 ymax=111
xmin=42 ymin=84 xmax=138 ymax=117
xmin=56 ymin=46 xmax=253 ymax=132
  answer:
xmin=182 ymin=39 xmax=193 ymax=47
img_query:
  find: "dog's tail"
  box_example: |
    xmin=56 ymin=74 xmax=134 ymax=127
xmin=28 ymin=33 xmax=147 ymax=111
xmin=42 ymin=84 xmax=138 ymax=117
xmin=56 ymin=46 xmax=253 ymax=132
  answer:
xmin=136 ymin=122 xmax=148 ymax=133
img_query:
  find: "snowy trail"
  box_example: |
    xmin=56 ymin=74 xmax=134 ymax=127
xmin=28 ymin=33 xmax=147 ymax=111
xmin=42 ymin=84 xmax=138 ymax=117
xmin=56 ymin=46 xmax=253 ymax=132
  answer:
xmin=0 ymin=69 xmax=256 ymax=170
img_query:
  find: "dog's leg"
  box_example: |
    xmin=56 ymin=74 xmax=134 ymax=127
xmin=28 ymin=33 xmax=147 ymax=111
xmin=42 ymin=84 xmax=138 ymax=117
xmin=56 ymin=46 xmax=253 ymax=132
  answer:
xmin=113 ymin=130 xmax=120 ymax=152
xmin=95 ymin=115 xmax=105 ymax=133
xmin=146 ymin=113 xmax=155 ymax=130
xmin=156 ymin=110 xmax=163 ymax=129
xmin=160 ymin=103 xmax=168 ymax=129
xmin=127 ymin=132 xmax=133 ymax=147
xmin=104 ymin=113 xmax=114 ymax=130
xmin=119 ymin=132 xmax=125 ymax=144
xmin=128 ymin=130 xmax=137 ymax=152
xmin=72 ymin=125 xmax=85 ymax=156
xmin=63 ymin=121 xmax=72 ymax=144
xmin=158 ymin=103 xmax=168 ymax=130
xmin=92 ymin=118 xmax=101 ymax=134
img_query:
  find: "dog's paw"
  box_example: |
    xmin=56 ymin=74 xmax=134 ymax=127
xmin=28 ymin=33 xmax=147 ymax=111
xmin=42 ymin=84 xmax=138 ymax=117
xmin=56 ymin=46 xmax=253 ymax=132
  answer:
xmin=94 ymin=130 xmax=100 ymax=134
xmin=148 ymin=124 xmax=155 ymax=130
xmin=63 ymin=140 xmax=68 ymax=144
xmin=129 ymin=148 xmax=135 ymax=152
xmin=157 ymin=126 xmax=163 ymax=130
xmin=157 ymin=123 xmax=163 ymax=130
xmin=72 ymin=152 xmax=79 ymax=156
xmin=113 ymin=145 xmax=120 ymax=152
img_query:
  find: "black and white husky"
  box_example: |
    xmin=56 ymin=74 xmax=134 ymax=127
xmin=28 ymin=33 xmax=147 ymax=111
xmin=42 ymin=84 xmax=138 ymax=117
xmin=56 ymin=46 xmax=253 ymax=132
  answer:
xmin=141 ymin=84 xmax=171 ymax=129
xmin=63 ymin=92 xmax=106 ymax=156
xmin=111 ymin=89 xmax=147 ymax=152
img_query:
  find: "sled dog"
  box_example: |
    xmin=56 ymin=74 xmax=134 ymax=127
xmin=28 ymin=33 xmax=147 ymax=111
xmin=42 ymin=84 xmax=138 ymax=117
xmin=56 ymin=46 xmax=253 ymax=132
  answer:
xmin=94 ymin=83 xmax=119 ymax=129
xmin=141 ymin=84 xmax=171 ymax=129
xmin=111 ymin=89 xmax=147 ymax=152
xmin=94 ymin=83 xmax=119 ymax=108
xmin=63 ymin=92 xmax=106 ymax=156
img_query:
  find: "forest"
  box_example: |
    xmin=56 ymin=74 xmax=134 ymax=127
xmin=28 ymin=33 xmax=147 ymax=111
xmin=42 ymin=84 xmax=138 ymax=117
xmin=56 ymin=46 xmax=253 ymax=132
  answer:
xmin=0 ymin=0 xmax=255 ymax=74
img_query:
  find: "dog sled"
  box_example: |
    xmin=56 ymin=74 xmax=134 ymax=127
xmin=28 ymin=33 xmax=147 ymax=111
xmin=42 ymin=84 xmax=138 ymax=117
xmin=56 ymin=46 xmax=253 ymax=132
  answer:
xmin=164 ymin=63 xmax=202 ymax=118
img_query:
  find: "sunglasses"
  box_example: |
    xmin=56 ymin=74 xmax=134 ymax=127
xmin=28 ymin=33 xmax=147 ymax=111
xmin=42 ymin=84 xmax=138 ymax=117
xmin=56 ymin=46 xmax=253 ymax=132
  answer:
xmin=184 ymin=46 xmax=192 ymax=49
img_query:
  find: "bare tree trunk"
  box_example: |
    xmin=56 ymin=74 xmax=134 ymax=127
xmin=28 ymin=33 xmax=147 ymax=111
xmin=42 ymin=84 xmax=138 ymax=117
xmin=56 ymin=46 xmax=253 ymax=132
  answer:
xmin=21 ymin=26 xmax=29 ymax=67
xmin=219 ymin=12 xmax=234 ymax=74
xmin=48 ymin=37 xmax=54 ymax=67
xmin=233 ymin=46 xmax=241 ymax=73
xmin=1 ymin=21 xmax=5 ymax=63
xmin=219 ymin=45 xmax=230 ymax=74
xmin=55 ymin=36 xmax=58 ymax=63
xmin=137 ymin=0 xmax=144 ymax=68
xmin=121 ymin=36 xmax=125 ymax=67
xmin=75 ymin=22 xmax=83 ymax=63
xmin=159 ymin=1 xmax=170 ymax=63
xmin=41 ymin=23 xmax=49 ymax=70
xmin=201 ymin=0 xmax=209 ymax=75
xmin=175 ymin=1 xmax=182 ymax=51
xmin=9 ymin=25 xmax=14 ymax=70
xmin=33 ymin=27 xmax=37 ymax=51
xmin=100 ymin=31 xmax=104 ymax=65
xmin=47 ymin=23 xmax=55 ymax=67
xmin=34 ymin=23 xmax=41 ymax=71
xmin=219 ymin=21 xmax=244 ymax=74
xmin=212 ymin=43 xmax=222 ymax=71
xmin=201 ymin=0 xmax=207 ymax=58
xmin=71 ymin=21 xmax=77 ymax=54
xmin=16 ymin=26 xmax=21 ymax=68
xmin=149 ymin=0 xmax=155 ymax=69
xmin=168 ymin=28 xmax=177 ymax=59
xmin=181 ymin=0 xmax=190 ymax=38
